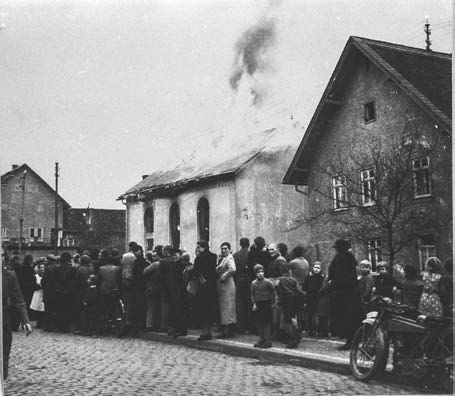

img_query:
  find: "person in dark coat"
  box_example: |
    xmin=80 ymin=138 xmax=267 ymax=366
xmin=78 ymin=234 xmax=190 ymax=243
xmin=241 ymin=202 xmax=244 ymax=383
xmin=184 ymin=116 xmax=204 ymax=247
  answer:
xmin=233 ymin=237 xmax=254 ymax=334
xmin=302 ymin=262 xmax=325 ymax=336
xmin=17 ymin=255 xmax=36 ymax=318
xmin=54 ymin=252 xmax=79 ymax=332
xmin=316 ymin=273 xmax=330 ymax=337
xmin=400 ymin=264 xmax=423 ymax=310
xmin=97 ymin=252 xmax=122 ymax=332
xmin=158 ymin=246 xmax=173 ymax=333
xmin=439 ymin=258 xmax=453 ymax=317
xmin=41 ymin=254 xmax=60 ymax=332
xmin=2 ymin=267 xmax=33 ymax=379
xmin=167 ymin=249 xmax=188 ymax=337
xmin=193 ymin=240 xmax=218 ymax=341
xmin=247 ymin=237 xmax=270 ymax=274
xmin=132 ymin=245 xmax=147 ymax=333
xmin=80 ymin=274 xmax=98 ymax=336
xmin=327 ymin=239 xmax=364 ymax=350
xmin=73 ymin=255 xmax=95 ymax=333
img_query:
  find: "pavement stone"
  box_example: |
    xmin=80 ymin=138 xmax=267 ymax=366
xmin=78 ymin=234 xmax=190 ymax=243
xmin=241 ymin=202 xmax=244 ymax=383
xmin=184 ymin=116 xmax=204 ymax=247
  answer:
xmin=3 ymin=329 xmax=443 ymax=396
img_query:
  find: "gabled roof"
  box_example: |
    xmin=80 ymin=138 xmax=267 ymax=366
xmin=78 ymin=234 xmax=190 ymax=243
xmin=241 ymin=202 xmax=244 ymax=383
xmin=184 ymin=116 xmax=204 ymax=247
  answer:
xmin=283 ymin=36 xmax=452 ymax=186
xmin=1 ymin=164 xmax=71 ymax=209
xmin=119 ymin=126 xmax=300 ymax=200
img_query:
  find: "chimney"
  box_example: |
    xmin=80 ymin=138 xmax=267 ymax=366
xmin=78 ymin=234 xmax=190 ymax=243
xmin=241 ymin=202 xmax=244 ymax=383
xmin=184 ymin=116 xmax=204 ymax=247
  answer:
xmin=12 ymin=164 xmax=18 ymax=170
xmin=142 ymin=175 xmax=149 ymax=180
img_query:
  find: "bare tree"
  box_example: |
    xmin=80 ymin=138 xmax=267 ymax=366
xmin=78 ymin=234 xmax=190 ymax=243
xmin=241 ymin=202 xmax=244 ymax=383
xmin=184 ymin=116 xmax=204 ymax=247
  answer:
xmin=290 ymin=118 xmax=445 ymax=271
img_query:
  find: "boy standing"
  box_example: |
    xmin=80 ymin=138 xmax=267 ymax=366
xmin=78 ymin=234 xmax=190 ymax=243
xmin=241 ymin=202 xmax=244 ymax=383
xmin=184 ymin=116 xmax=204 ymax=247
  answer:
xmin=250 ymin=264 xmax=275 ymax=348
xmin=358 ymin=260 xmax=374 ymax=313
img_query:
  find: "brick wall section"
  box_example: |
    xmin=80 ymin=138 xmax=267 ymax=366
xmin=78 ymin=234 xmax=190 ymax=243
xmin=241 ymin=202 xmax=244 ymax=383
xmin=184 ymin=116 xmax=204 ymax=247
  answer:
xmin=303 ymin=56 xmax=452 ymax=270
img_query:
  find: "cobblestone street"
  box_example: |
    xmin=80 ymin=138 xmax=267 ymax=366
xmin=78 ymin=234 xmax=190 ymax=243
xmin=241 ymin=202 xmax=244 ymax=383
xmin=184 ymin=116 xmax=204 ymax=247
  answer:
xmin=4 ymin=330 xmax=437 ymax=396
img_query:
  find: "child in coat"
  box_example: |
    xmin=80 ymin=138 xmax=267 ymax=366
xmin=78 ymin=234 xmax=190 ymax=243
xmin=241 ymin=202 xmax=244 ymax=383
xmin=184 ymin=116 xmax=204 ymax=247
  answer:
xmin=373 ymin=262 xmax=398 ymax=299
xmin=251 ymin=264 xmax=275 ymax=348
xmin=302 ymin=262 xmax=324 ymax=336
xmin=357 ymin=260 xmax=374 ymax=313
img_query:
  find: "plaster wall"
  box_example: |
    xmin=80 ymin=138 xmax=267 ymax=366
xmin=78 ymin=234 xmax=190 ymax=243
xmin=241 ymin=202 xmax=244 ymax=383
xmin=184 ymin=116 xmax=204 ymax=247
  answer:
xmin=235 ymin=147 xmax=309 ymax=251
xmin=127 ymin=180 xmax=236 ymax=258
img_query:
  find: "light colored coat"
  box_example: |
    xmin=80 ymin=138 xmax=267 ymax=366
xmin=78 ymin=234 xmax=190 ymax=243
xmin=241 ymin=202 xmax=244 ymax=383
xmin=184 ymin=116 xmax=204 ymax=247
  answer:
xmin=216 ymin=253 xmax=237 ymax=325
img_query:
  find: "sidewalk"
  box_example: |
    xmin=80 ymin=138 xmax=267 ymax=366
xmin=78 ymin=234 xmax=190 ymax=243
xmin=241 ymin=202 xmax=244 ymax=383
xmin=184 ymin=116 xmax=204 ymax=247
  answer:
xmin=139 ymin=329 xmax=351 ymax=374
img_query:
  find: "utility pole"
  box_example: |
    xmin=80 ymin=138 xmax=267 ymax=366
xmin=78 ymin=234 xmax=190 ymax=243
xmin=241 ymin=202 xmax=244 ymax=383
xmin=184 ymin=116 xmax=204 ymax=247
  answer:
xmin=18 ymin=170 xmax=27 ymax=257
xmin=54 ymin=162 xmax=59 ymax=254
xmin=424 ymin=16 xmax=432 ymax=51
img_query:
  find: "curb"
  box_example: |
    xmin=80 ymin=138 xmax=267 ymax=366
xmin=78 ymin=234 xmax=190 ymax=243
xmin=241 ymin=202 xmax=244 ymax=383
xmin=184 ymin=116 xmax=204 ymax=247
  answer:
xmin=138 ymin=331 xmax=351 ymax=375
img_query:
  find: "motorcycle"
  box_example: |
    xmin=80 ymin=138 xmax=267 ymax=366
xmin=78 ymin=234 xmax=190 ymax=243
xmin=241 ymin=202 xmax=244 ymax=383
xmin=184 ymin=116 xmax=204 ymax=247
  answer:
xmin=349 ymin=296 xmax=453 ymax=392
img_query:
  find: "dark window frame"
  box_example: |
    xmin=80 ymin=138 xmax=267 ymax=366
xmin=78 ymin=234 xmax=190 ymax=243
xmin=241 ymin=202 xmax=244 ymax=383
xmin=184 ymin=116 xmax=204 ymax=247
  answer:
xmin=364 ymin=101 xmax=376 ymax=123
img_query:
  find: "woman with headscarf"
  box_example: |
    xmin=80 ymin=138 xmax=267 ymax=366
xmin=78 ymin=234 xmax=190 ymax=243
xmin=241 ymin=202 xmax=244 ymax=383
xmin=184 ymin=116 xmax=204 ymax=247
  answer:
xmin=327 ymin=239 xmax=364 ymax=350
xmin=216 ymin=242 xmax=237 ymax=338
xmin=419 ymin=257 xmax=444 ymax=317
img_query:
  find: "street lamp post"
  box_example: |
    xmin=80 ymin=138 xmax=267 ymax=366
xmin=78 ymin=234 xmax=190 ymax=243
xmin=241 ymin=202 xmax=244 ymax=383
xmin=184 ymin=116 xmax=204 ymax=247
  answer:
xmin=18 ymin=170 xmax=27 ymax=257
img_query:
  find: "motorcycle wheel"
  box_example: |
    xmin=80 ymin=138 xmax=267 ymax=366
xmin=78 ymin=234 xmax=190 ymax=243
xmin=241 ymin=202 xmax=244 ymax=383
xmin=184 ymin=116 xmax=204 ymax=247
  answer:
xmin=350 ymin=324 xmax=388 ymax=381
xmin=114 ymin=299 xmax=127 ymax=338
xmin=436 ymin=327 xmax=453 ymax=393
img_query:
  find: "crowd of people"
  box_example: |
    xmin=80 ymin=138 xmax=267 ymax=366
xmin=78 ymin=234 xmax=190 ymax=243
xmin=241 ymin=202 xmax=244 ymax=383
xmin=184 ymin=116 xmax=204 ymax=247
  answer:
xmin=2 ymin=237 xmax=453 ymax=356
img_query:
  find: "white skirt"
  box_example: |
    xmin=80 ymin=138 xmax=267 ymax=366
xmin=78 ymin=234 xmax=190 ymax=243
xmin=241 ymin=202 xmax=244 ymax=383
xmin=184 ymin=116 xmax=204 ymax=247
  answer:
xmin=30 ymin=289 xmax=45 ymax=312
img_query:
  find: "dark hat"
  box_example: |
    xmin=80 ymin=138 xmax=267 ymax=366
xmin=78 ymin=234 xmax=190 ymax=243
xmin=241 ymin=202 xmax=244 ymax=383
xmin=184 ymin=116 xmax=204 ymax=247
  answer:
xmin=333 ymin=239 xmax=350 ymax=251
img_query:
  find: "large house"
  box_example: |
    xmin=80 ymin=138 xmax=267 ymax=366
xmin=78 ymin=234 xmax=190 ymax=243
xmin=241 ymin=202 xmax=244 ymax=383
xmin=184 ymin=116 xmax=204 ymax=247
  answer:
xmin=283 ymin=36 xmax=452 ymax=270
xmin=119 ymin=126 xmax=307 ymax=253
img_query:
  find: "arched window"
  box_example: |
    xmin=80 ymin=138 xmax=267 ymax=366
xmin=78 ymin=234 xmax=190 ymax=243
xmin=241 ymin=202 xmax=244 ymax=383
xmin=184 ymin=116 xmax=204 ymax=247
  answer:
xmin=197 ymin=197 xmax=210 ymax=242
xmin=144 ymin=207 xmax=154 ymax=251
xmin=169 ymin=202 xmax=180 ymax=249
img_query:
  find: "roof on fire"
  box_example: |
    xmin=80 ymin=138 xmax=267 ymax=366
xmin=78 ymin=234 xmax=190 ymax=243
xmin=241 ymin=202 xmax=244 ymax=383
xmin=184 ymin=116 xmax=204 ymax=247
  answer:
xmin=119 ymin=126 xmax=300 ymax=200
xmin=283 ymin=36 xmax=452 ymax=186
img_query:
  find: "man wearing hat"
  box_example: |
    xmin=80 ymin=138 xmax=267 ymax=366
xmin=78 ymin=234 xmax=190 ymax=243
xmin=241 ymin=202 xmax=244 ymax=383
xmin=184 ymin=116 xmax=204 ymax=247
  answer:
xmin=327 ymin=239 xmax=364 ymax=350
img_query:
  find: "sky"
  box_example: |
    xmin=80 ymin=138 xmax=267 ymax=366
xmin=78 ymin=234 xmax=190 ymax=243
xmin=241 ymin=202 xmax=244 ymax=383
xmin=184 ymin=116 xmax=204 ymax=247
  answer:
xmin=0 ymin=0 xmax=452 ymax=209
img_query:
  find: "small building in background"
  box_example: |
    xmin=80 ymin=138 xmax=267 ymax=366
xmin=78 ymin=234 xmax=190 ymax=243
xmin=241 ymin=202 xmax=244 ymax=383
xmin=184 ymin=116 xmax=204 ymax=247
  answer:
xmin=1 ymin=163 xmax=126 ymax=259
xmin=1 ymin=163 xmax=70 ymax=258
xmin=63 ymin=208 xmax=126 ymax=252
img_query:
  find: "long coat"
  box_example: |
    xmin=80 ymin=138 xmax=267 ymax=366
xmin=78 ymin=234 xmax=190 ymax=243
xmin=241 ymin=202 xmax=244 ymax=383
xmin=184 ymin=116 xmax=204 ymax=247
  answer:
xmin=216 ymin=254 xmax=237 ymax=325
xmin=193 ymin=250 xmax=218 ymax=323
xmin=328 ymin=251 xmax=364 ymax=339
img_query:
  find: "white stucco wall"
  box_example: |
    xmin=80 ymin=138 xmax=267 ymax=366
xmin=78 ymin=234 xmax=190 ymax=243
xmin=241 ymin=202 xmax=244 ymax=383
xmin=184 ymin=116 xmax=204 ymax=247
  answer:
xmin=235 ymin=146 xmax=309 ymax=250
xmin=126 ymin=201 xmax=145 ymax=247
xmin=126 ymin=179 xmax=236 ymax=259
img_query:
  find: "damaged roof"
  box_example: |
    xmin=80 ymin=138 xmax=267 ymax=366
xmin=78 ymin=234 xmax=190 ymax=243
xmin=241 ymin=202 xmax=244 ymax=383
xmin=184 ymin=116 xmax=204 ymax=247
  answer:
xmin=283 ymin=36 xmax=452 ymax=186
xmin=119 ymin=126 xmax=299 ymax=199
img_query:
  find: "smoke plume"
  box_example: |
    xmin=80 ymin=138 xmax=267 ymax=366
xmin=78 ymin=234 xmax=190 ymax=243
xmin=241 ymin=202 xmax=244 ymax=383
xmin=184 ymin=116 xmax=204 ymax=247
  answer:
xmin=229 ymin=16 xmax=276 ymax=106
